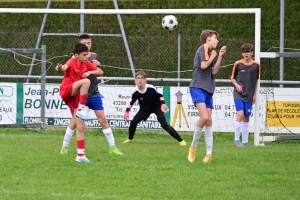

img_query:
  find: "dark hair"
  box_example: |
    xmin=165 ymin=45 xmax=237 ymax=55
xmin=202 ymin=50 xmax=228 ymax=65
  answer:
xmin=73 ymin=43 xmax=88 ymax=55
xmin=200 ymin=30 xmax=219 ymax=44
xmin=79 ymin=34 xmax=91 ymax=41
xmin=135 ymin=71 xmax=146 ymax=78
xmin=241 ymin=43 xmax=254 ymax=52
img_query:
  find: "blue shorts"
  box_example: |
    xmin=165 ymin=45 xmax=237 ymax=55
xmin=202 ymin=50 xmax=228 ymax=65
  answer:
xmin=189 ymin=87 xmax=213 ymax=109
xmin=234 ymin=99 xmax=252 ymax=116
xmin=86 ymin=95 xmax=104 ymax=111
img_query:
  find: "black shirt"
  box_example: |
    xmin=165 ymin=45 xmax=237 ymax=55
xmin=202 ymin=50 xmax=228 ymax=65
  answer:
xmin=129 ymin=84 xmax=163 ymax=112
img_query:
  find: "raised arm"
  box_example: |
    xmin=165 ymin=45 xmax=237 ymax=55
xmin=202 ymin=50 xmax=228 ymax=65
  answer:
xmin=212 ymin=46 xmax=227 ymax=75
xmin=201 ymin=50 xmax=217 ymax=70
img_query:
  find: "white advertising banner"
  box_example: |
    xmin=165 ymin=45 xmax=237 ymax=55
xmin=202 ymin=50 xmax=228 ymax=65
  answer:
xmin=2 ymin=83 xmax=299 ymax=133
xmin=23 ymin=83 xmax=69 ymax=125
xmin=98 ymin=86 xmax=163 ymax=129
xmin=0 ymin=83 xmax=17 ymax=124
xmin=169 ymin=87 xmax=300 ymax=134
xmin=22 ymin=84 xmax=163 ymax=129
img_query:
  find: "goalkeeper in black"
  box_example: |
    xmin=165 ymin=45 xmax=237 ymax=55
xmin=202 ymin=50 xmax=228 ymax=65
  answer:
xmin=122 ymin=71 xmax=186 ymax=146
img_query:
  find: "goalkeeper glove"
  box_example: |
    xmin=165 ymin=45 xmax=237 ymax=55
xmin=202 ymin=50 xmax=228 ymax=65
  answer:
xmin=161 ymin=104 xmax=169 ymax=113
xmin=124 ymin=108 xmax=130 ymax=121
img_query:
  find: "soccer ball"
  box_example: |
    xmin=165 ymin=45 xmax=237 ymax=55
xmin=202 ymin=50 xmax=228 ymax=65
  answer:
xmin=161 ymin=15 xmax=178 ymax=31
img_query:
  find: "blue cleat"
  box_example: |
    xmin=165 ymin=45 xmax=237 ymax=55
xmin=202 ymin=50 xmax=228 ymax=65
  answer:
xmin=234 ymin=140 xmax=244 ymax=147
xmin=75 ymin=156 xmax=91 ymax=163
xmin=242 ymin=142 xmax=250 ymax=147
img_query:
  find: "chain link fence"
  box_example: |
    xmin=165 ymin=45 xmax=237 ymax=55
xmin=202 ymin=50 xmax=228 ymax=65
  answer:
xmin=0 ymin=32 xmax=299 ymax=87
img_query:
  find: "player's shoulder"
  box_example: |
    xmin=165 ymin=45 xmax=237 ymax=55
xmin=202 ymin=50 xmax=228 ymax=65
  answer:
xmin=252 ymin=60 xmax=260 ymax=66
xmin=198 ymin=44 xmax=205 ymax=51
xmin=131 ymin=86 xmax=139 ymax=94
xmin=66 ymin=57 xmax=76 ymax=65
xmin=146 ymin=84 xmax=161 ymax=92
xmin=200 ymin=44 xmax=210 ymax=51
xmin=90 ymin=52 xmax=98 ymax=55
xmin=146 ymin=84 xmax=156 ymax=89
xmin=234 ymin=59 xmax=243 ymax=65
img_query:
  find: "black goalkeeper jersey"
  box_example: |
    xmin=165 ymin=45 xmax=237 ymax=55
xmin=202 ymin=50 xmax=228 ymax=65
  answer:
xmin=129 ymin=84 xmax=163 ymax=112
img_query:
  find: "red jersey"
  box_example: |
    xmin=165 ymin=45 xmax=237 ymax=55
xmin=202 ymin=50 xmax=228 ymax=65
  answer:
xmin=60 ymin=57 xmax=98 ymax=89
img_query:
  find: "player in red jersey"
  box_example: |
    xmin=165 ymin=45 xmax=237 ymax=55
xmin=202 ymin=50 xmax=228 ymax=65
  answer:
xmin=56 ymin=42 xmax=103 ymax=163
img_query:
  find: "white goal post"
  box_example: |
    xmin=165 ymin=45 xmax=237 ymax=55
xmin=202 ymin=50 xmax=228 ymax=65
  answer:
xmin=0 ymin=8 xmax=262 ymax=146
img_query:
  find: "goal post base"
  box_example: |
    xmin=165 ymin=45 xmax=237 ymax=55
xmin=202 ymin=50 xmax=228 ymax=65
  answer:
xmin=276 ymin=135 xmax=300 ymax=140
xmin=259 ymin=135 xmax=300 ymax=143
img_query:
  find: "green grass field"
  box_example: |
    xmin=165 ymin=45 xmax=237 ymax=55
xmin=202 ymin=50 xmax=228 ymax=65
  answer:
xmin=0 ymin=128 xmax=299 ymax=200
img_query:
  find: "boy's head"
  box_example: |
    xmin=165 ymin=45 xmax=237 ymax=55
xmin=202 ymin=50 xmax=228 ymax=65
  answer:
xmin=79 ymin=34 xmax=92 ymax=51
xmin=241 ymin=43 xmax=254 ymax=59
xmin=135 ymin=71 xmax=147 ymax=87
xmin=200 ymin=30 xmax=219 ymax=48
xmin=73 ymin=43 xmax=89 ymax=62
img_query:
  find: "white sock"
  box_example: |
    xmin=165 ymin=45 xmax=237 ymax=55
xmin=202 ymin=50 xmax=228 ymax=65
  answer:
xmin=103 ymin=128 xmax=115 ymax=147
xmin=62 ymin=127 xmax=74 ymax=147
xmin=234 ymin=122 xmax=242 ymax=141
xmin=191 ymin=126 xmax=202 ymax=148
xmin=205 ymin=126 xmax=213 ymax=155
xmin=242 ymin=122 xmax=249 ymax=143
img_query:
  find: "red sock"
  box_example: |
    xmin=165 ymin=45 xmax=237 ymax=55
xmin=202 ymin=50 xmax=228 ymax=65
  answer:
xmin=79 ymin=94 xmax=88 ymax=105
xmin=77 ymin=139 xmax=85 ymax=157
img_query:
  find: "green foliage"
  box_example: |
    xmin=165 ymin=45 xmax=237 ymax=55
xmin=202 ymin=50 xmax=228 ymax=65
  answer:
xmin=0 ymin=129 xmax=300 ymax=199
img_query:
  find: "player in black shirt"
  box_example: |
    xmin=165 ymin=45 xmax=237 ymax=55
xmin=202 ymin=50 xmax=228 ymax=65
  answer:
xmin=122 ymin=71 xmax=186 ymax=146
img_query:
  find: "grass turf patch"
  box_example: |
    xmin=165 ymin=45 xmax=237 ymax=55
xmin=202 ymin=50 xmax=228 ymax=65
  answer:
xmin=0 ymin=129 xmax=299 ymax=199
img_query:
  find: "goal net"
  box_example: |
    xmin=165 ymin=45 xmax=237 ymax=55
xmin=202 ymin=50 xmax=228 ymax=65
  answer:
xmin=0 ymin=8 xmax=299 ymax=145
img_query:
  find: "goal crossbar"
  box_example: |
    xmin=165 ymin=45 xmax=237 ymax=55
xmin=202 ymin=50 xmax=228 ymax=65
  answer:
xmin=0 ymin=8 xmax=260 ymax=15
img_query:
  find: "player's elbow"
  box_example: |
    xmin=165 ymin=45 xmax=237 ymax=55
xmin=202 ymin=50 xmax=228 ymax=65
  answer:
xmin=212 ymin=70 xmax=218 ymax=75
xmin=60 ymin=65 xmax=67 ymax=71
xmin=200 ymin=64 xmax=206 ymax=70
xmin=98 ymin=69 xmax=104 ymax=76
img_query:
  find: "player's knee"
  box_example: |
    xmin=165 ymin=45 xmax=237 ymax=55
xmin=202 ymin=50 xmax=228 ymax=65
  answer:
xmin=130 ymin=120 xmax=138 ymax=127
xmin=243 ymin=116 xmax=250 ymax=122
xmin=206 ymin=117 xmax=212 ymax=125
xmin=82 ymin=78 xmax=91 ymax=85
xmin=201 ymin=116 xmax=210 ymax=123
xmin=161 ymin=123 xmax=169 ymax=130
xmin=236 ymin=111 xmax=244 ymax=120
xmin=97 ymin=116 xmax=107 ymax=123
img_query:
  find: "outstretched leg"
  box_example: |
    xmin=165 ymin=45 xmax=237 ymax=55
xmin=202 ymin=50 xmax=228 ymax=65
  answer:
xmin=155 ymin=109 xmax=185 ymax=144
xmin=123 ymin=110 xmax=147 ymax=143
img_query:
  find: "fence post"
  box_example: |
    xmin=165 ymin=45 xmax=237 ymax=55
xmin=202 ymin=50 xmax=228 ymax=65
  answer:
xmin=41 ymin=45 xmax=46 ymax=130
